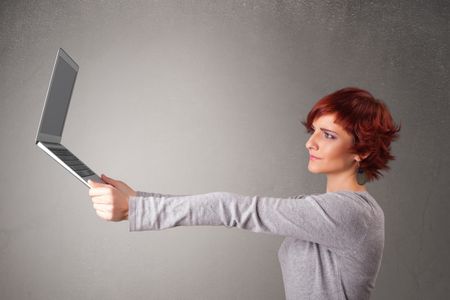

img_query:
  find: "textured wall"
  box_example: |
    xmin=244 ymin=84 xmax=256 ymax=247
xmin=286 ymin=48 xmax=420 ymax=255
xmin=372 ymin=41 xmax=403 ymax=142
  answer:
xmin=0 ymin=0 xmax=449 ymax=299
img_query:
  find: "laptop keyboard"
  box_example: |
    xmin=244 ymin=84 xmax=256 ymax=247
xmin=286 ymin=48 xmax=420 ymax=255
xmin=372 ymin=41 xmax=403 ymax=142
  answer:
xmin=46 ymin=145 xmax=95 ymax=177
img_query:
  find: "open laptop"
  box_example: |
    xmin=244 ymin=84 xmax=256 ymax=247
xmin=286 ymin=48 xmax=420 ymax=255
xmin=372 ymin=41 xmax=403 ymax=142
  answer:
xmin=35 ymin=48 xmax=104 ymax=188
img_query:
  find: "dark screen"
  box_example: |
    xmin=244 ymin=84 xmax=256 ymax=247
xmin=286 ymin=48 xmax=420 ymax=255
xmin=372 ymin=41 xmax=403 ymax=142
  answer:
xmin=39 ymin=57 xmax=77 ymax=137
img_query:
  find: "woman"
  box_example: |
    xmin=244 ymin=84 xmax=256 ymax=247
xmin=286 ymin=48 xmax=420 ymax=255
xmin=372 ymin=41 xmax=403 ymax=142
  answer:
xmin=88 ymin=87 xmax=401 ymax=300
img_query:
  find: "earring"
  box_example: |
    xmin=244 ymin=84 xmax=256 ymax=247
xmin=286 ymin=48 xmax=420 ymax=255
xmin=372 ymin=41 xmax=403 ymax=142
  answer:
xmin=356 ymin=161 xmax=367 ymax=185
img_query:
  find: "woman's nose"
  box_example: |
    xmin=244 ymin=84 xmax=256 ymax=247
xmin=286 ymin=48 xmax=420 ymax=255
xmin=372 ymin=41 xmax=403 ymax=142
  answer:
xmin=305 ymin=134 xmax=318 ymax=151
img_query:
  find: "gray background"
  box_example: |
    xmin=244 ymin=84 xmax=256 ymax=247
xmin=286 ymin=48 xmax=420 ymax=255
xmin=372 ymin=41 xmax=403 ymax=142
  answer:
xmin=1 ymin=0 xmax=449 ymax=299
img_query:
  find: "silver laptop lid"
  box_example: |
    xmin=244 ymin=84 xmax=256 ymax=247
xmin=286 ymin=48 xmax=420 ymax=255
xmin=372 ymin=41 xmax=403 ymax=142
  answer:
xmin=35 ymin=48 xmax=79 ymax=144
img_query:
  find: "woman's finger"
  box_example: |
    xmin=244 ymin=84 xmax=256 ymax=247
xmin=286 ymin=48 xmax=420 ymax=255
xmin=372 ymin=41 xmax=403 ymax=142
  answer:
xmin=95 ymin=209 xmax=112 ymax=221
xmin=89 ymin=187 xmax=114 ymax=197
xmin=91 ymin=195 xmax=113 ymax=204
xmin=93 ymin=203 xmax=111 ymax=212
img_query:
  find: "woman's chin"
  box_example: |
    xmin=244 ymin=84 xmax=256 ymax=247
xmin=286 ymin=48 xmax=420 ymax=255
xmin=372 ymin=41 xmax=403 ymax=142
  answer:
xmin=307 ymin=166 xmax=322 ymax=174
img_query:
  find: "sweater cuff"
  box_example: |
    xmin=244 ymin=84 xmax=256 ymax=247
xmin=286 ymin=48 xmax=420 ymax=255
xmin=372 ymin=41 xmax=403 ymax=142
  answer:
xmin=128 ymin=195 xmax=140 ymax=232
xmin=135 ymin=191 xmax=148 ymax=197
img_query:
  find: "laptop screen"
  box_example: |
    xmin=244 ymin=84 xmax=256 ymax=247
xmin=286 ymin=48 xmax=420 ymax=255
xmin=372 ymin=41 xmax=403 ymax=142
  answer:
xmin=39 ymin=56 xmax=77 ymax=138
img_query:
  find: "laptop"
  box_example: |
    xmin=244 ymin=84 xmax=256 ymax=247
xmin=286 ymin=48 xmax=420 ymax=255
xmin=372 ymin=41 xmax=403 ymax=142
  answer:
xmin=35 ymin=48 xmax=104 ymax=188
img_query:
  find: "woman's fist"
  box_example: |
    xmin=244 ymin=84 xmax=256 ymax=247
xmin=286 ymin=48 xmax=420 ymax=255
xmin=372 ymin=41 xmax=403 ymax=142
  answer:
xmin=88 ymin=174 xmax=137 ymax=222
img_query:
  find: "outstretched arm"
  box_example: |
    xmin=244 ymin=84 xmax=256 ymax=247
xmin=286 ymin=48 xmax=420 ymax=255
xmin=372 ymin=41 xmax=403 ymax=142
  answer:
xmin=128 ymin=191 xmax=370 ymax=252
xmin=87 ymin=174 xmax=370 ymax=253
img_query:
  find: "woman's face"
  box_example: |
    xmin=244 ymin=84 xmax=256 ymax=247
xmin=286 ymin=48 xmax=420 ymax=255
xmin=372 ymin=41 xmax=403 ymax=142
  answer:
xmin=305 ymin=113 xmax=359 ymax=175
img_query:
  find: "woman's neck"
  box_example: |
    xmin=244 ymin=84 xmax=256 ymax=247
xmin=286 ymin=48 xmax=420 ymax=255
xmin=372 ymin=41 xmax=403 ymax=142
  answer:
xmin=326 ymin=172 xmax=368 ymax=193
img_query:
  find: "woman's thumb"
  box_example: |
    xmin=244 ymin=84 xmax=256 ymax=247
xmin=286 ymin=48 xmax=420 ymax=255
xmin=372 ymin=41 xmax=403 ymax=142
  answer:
xmin=101 ymin=174 xmax=115 ymax=183
xmin=101 ymin=174 xmax=129 ymax=191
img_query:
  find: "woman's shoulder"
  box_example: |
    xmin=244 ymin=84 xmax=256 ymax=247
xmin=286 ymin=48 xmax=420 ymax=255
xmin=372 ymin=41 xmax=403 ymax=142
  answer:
xmin=289 ymin=191 xmax=384 ymax=220
xmin=330 ymin=191 xmax=385 ymax=224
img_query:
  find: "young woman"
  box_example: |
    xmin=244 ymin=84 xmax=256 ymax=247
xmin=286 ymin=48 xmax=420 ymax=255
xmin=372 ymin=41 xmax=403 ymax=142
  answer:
xmin=88 ymin=87 xmax=401 ymax=300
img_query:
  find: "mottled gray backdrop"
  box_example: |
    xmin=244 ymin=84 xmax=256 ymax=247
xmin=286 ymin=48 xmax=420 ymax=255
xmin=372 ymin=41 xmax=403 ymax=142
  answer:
xmin=0 ymin=1 xmax=449 ymax=299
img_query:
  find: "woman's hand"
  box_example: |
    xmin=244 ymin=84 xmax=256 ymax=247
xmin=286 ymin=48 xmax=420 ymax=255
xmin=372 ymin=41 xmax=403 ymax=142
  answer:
xmin=88 ymin=174 xmax=137 ymax=222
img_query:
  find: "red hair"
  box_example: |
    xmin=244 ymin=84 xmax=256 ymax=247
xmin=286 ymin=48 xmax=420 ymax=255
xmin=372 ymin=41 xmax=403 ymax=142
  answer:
xmin=301 ymin=87 xmax=401 ymax=182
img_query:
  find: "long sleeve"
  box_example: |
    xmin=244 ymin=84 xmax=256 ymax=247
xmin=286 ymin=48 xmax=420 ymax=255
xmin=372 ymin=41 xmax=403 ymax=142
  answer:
xmin=128 ymin=191 xmax=370 ymax=252
xmin=135 ymin=191 xmax=188 ymax=198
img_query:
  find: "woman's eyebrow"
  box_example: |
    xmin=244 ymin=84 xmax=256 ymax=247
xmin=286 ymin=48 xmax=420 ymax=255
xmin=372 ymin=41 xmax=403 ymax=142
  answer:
xmin=311 ymin=125 xmax=339 ymax=135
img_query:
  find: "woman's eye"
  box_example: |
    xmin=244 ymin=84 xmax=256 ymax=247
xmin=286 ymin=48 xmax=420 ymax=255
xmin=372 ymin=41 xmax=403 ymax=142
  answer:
xmin=324 ymin=132 xmax=335 ymax=139
xmin=308 ymin=128 xmax=335 ymax=140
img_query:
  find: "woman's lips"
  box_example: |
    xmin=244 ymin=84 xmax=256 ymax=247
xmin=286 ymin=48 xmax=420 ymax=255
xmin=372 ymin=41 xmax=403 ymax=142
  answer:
xmin=310 ymin=155 xmax=321 ymax=160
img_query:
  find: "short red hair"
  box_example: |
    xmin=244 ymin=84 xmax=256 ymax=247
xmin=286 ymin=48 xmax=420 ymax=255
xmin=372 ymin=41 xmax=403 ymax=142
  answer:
xmin=301 ymin=87 xmax=401 ymax=182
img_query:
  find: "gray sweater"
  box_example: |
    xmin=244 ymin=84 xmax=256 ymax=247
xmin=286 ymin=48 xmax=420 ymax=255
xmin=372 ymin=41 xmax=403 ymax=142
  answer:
xmin=128 ymin=190 xmax=384 ymax=300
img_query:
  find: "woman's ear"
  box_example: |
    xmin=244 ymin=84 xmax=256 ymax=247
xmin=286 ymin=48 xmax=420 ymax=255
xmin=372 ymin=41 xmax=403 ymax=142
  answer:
xmin=355 ymin=152 xmax=370 ymax=162
xmin=361 ymin=152 xmax=371 ymax=161
xmin=363 ymin=152 xmax=371 ymax=160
